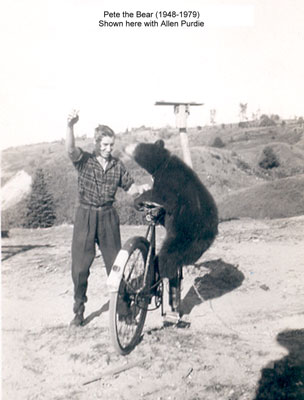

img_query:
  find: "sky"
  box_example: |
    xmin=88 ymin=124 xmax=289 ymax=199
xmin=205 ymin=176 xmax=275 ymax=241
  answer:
xmin=1 ymin=0 xmax=304 ymax=149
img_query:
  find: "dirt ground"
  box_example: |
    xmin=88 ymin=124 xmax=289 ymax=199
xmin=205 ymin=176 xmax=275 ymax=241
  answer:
xmin=2 ymin=216 xmax=304 ymax=400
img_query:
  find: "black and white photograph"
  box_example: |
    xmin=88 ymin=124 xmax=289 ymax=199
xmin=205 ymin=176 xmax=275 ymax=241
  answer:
xmin=1 ymin=0 xmax=304 ymax=399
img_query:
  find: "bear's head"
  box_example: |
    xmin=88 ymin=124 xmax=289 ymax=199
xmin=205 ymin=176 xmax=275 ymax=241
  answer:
xmin=126 ymin=140 xmax=169 ymax=175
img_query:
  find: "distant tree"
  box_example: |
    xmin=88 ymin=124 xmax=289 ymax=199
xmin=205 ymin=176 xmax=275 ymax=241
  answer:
xmin=252 ymin=108 xmax=261 ymax=123
xmin=23 ymin=168 xmax=56 ymax=228
xmin=210 ymin=109 xmax=217 ymax=126
xmin=239 ymin=103 xmax=248 ymax=123
xmin=271 ymin=114 xmax=280 ymax=122
xmin=259 ymin=146 xmax=280 ymax=169
xmin=297 ymin=117 xmax=304 ymax=125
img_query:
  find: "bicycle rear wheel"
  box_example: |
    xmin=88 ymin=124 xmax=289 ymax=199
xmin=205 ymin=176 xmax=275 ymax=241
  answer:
xmin=109 ymin=237 xmax=151 ymax=355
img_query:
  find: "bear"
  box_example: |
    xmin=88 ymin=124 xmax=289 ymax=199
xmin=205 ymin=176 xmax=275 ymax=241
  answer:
xmin=126 ymin=139 xmax=219 ymax=281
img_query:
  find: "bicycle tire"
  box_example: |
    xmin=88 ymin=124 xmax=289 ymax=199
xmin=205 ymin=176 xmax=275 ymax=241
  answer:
xmin=109 ymin=236 xmax=151 ymax=355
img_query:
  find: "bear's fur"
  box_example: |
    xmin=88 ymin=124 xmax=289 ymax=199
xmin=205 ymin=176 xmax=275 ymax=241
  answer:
xmin=130 ymin=140 xmax=218 ymax=279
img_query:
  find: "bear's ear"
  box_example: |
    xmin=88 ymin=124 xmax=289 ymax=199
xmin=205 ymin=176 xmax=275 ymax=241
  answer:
xmin=155 ymin=139 xmax=165 ymax=148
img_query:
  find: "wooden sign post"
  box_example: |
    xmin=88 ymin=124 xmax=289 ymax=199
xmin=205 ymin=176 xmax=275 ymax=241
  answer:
xmin=155 ymin=101 xmax=203 ymax=168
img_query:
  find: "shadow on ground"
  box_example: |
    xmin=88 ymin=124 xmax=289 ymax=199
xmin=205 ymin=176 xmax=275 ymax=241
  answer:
xmin=181 ymin=258 xmax=245 ymax=316
xmin=82 ymin=301 xmax=109 ymax=326
xmin=254 ymin=329 xmax=304 ymax=400
xmin=1 ymin=244 xmax=53 ymax=262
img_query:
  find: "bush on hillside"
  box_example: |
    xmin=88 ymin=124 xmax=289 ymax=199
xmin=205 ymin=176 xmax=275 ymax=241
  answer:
xmin=259 ymin=146 xmax=280 ymax=169
xmin=2 ymin=198 xmax=27 ymax=229
xmin=238 ymin=121 xmax=249 ymax=128
xmin=23 ymin=168 xmax=57 ymax=228
xmin=259 ymin=115 xmax=276 ymax=127
xmin=211 ymin=136 xmax=225 ymax=148
xmin=237 ymin=158 xmax=251 ymax=172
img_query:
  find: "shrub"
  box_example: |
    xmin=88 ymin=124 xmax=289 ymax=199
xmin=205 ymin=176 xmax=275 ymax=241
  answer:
xmin=259 ymin=115 xmax=276 ymax=127
xmin=237 ymin=158 xmax=251 ymax=172
xmin=259 ymin=146 xmax=280 ymax=169
xmin=211 ymin=136 xmax=225 ymax=148
xmin=2 ymin=198 xmax=28 ymax=229
xmin=23 ymin=168 xmax=57 ymax=228
xmin=270 ymin=114 xmax=280 ymax=122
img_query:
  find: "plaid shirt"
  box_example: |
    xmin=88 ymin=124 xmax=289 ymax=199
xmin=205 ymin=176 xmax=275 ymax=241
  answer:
xmin=70 ymin=148 xmax=134 ymax=207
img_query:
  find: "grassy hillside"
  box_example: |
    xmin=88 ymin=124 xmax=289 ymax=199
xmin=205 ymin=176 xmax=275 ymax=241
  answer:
xmin=218 ymin=175 xmax=304 ymax=220
xmin=2 ymin=118 xmax=304 ymax=228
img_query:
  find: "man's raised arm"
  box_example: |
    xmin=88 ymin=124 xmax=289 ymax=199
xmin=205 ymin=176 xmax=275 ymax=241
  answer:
xmin=66 ymin=110 xmax=81 ymax=160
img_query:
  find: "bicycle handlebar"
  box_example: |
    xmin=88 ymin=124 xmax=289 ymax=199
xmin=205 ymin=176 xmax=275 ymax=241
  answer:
xmin=138 ymin=201 xmax=164 ymax=210
xmin=136 ymin=201 xmax=166 ymax=223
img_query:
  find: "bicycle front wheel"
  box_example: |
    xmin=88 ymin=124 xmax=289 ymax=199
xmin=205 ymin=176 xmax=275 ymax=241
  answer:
xmin=109 ymin=236 xmax=151 ymax=355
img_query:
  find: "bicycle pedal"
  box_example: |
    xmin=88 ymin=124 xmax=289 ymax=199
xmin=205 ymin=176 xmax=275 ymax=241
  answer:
xmin=162 ymin=311 xmax=180 ymax=326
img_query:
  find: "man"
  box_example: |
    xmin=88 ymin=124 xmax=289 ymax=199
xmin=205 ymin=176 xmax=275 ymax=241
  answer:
xmin=66 ymin=110 xmax=147 ymax=327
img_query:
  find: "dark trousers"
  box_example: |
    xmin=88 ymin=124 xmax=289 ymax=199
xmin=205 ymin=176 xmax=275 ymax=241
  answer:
xmin=71 ymin=205 xmax=121 ymax=313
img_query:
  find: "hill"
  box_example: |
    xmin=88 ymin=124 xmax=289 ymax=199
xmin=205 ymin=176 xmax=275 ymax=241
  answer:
xmin=218 ymin=175 xmax=304 ymax=220
xmin=1 ymin=117 xmax=304 ymax=228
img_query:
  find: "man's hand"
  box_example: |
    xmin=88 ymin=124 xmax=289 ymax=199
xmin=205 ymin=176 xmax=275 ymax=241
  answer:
xmin=138 ymin=183 xmax=151 ymax=194
xmin=67 ymin=109 xmax=79 ymax=127
xmin=128 ymin=183 xmax=151 ymax=196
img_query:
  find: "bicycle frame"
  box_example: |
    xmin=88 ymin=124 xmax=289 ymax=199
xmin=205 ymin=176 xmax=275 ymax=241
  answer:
xmin=132 ymin=219 xmax=156 ymax=295
xmin=107 ymin=205 xmax=160 ymax=297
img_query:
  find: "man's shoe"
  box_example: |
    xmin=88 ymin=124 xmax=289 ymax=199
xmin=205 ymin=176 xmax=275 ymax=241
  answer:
xmin=70 ymin=312 xmax=84 ymax=327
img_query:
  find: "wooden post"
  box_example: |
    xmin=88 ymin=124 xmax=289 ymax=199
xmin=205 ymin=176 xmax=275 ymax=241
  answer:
xmin=179 ymin=129 xmax=193 ymax=168
xmin=174 ymin=104 xmax=192 ymax=168
xmin=155 ymin=101 xmax=203 ymax=169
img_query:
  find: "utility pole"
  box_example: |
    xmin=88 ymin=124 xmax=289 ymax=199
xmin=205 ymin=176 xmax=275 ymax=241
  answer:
xmin=155 ymin=101 xmax=203 ymax=168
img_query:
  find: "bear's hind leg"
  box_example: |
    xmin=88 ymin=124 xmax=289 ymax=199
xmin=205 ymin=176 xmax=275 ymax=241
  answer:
xmin=157 ymin=236 xmax=185 ymax=279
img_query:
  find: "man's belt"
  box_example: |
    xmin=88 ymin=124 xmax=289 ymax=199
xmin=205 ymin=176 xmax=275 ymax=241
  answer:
xmin=79 ymin=202 xmax=113 ymax=210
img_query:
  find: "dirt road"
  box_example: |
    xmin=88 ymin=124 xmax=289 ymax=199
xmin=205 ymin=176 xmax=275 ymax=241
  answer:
xmin=2 ymin=216 xmax=304 ymax=400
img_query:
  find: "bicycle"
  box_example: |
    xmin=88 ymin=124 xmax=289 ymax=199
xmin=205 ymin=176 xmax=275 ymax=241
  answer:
xmin=107 ymin=201 xmax=183 ymax=355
